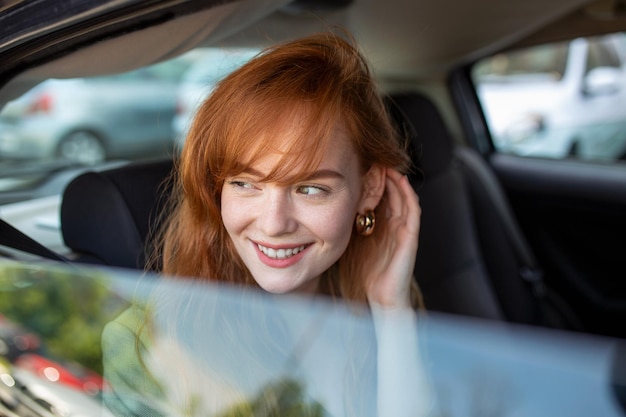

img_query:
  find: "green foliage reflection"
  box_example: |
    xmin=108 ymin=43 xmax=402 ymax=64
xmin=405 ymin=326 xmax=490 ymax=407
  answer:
xmin=220 ymin=378 xmax=325 ymax=417
xmin=0 ymin=263 xmax=128 ymax=374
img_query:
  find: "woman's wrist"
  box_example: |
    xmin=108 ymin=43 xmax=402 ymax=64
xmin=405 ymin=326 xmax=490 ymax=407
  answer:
xmin=367 ymin=291 xmax=413 ymax=311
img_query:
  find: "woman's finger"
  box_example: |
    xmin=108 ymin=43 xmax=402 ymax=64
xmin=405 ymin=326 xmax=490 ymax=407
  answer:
xmin=385 ymin=177 xmax=403 ymax=220
xmin=384 ymin=169 xmax=408 ymax=218
xmin=397 ymin=174 xmax=420 ymax=233
xmin=386 ymin=169 xmax=420 ymax=227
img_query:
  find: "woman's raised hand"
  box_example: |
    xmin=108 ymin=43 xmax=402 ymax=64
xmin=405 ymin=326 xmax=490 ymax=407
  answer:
xmin=365 ymin=168 xmax=421 ymax=309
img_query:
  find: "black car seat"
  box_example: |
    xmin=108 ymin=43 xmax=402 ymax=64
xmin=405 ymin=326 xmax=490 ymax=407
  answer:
xmin=60 ymin=159 xmax=174 ymax=269
xmin=388 ymin=91 xmax=581 ymax=329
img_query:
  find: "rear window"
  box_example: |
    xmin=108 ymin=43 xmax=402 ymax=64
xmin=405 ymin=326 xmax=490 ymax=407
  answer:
xmin=472 ymin=32 xmax=626 ymax=163
xmin=473 ymin=42 xmax=570 ymax=83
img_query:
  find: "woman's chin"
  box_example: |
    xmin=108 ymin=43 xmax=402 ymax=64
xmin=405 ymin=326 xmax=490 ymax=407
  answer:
xmin=254 ymin=276 xmax=320 ymax=296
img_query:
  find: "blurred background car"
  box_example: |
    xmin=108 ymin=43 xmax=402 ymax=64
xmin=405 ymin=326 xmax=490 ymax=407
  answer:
xmin=3 ymin=366 xmax=115 ymax=417
xmin=0 ymin=314 xmax=41 ymax=362
xmin=15 ymin=353 xmax=106 ymax=396
xmin=172 ymin=47 xmax=259 ymax=147
xmin=1 ymin=314 xmax=106 ymax=398
xmin=0 ymin=58 xmax=192 ymax=166
xmin=474 ymin=32 xmax=626 ymax=161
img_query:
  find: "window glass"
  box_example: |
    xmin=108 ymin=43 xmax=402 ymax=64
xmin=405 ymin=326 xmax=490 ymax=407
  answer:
xmin=473 ymin=42 xmax=570 ymax=82
xmin=0 ymin=47 xmax=258 ymax=252
xmin=586 ymin=37 xmax=621 ymax=72
xmin=472 ymin=32 xmax=626 ymax=163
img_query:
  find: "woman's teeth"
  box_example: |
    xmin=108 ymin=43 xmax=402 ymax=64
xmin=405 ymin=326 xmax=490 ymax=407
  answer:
xmin=257 ymin=244 xmax=307 ymax=259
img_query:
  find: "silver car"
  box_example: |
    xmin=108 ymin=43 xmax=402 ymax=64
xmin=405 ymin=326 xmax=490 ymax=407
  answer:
xmin=0 ymin=63 xmax=187 ymax=165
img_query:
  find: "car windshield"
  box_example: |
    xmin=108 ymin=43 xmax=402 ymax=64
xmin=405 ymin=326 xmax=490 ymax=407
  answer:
xmin=0 ymin=261 xmax=623 ymax=417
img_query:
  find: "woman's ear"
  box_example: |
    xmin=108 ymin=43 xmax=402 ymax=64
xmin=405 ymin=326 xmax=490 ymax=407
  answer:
xmin=358 ymin=165 xmax=386 ymax=212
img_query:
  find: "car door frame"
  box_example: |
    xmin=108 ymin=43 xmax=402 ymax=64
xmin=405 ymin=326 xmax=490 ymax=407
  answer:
xmin=449 ymin=63 xmax=626 ymax=339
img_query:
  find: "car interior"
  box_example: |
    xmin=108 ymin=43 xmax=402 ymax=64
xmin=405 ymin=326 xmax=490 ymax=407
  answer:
xmin=3 ymin=1 xmax=626 ymax=415
xmin=1 ymin=0 xmax=626 ymax=342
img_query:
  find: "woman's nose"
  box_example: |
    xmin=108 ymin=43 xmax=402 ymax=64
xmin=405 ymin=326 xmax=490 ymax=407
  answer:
xmin=257 ymin=189 xmax=298 ymax=236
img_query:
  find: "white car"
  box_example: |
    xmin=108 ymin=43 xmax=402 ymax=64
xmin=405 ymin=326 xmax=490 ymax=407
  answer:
xmin=475 ymin=32 xmax=626 ymax=161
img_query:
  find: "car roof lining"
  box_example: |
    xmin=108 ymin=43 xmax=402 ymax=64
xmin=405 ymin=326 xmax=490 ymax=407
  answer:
xmin=4 ymin=0 xmax=626 ymax=107
xmin=515 ymin=3 xmax=626 ymax=50
xmin=0 ymin=0 xmax=291 ymax=106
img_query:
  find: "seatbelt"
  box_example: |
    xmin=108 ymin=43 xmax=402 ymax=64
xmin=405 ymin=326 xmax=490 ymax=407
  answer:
xmin=0 ymin=218 xmax=70 ymax=263
xmin=454 ymin=147 xmax=583 ymax=331
xmin=455 ymin=149 xmax=544 ymax=289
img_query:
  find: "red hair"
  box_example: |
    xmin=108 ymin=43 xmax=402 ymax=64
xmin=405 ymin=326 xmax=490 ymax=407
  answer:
xmin=151 ymin=31 xmax=420 ymax=306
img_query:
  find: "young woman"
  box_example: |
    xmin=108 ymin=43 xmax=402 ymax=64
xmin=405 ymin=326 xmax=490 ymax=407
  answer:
xmin=103 ymin=31 xmax=431 ymax=417
xmin=154 ymin=31 xmax=422 ymax=310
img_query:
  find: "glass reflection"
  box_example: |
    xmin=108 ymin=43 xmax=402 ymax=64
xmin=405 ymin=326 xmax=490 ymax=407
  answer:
xmin=1 ymin=262 xmax=624 ymax=417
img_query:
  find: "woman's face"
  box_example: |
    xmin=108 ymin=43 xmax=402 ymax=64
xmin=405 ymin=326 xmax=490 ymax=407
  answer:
xmin=221 ymin=127 xmax=374 ymax=295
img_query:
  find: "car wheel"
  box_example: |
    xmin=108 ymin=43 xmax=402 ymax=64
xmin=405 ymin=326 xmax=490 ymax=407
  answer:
xmin=57 ymin=131 xmax=106 ymax=165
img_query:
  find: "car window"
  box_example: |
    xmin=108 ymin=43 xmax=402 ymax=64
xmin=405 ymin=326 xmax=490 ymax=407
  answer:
xmin=472 ymin=32 xmax=626 ymax=163
xmin=586 ymin=37 xmax=622 ymax=72
xmin=0 ymin=262 xmax=623 ymax=417
xmin=473 ymin=42 xmax=570 ymax=82
xmin=0 ymin=47 xmax=258 ymax=254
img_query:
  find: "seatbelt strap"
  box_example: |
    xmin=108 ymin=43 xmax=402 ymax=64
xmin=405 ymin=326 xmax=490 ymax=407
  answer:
xmin=454 ymin=148 xmax=545 ymax=290
xmin=0 ymin=218 xmax=70 ymax=263
xmin=454 ymin=147 xmax=583 ymax=330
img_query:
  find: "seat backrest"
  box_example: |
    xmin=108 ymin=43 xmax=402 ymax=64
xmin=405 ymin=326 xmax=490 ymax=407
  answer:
xmin=60 ymin=159 xmax=174 ymax=269
xmin=387 ymin=92 xmax=541 ymax=324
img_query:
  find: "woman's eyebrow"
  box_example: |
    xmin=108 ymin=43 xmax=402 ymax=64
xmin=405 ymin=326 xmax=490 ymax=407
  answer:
xmin=240 ymin=167 xmax=345 ymax=181
xmin=301 ymin=170 xmax=345 ymax=181
xmin=241 ymin=167 xmax=265 ymax=178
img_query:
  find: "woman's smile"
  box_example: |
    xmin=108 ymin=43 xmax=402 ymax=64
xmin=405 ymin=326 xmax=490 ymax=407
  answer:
xmin=254 ymin=241 xmax=312 ymax=267
xmin=255 ymin=242 xmax=311 ymax=260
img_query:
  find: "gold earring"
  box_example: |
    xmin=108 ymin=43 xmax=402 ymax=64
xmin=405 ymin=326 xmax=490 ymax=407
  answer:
xmin=355 ymin=210 xmax=376 ymax=236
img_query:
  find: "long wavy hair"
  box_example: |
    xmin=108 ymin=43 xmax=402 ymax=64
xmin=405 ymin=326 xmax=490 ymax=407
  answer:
xmin=150 ymin=31 xmax=422 ymax=307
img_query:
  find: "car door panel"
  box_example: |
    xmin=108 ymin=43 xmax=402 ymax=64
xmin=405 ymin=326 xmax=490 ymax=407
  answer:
xmin=489 ymin=154 xmax=626 ymax=338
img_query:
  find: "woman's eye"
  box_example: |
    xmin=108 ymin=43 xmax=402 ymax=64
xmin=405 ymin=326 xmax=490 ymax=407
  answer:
xmin=297 ymin=185 xmax=326 ymax=195
xmin=229 ymin=180 xmax=255 ymax=189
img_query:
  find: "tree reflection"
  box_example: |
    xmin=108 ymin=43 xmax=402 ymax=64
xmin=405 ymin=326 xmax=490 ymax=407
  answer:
xmin=218 ymin=378 xmax=325 ymax=417
xmin=0 ymin=263 xmax=128 ymax=374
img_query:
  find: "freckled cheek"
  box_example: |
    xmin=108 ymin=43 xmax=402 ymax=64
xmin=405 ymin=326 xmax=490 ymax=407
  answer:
xmin=220 ymin=192 xmax=251 ymax=235
xmin=310 ymin=204 xmax=357 ymax=247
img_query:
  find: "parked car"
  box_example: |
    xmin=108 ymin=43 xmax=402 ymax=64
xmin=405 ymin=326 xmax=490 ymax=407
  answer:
xmin=15 ymin=353 xmax=106 ymax=396
xmin=0 ymin=59 xmax=190 ymax=165
xmin=1 ymin=364 xmax=115 ymax=417
xmin=475 ymin=32 xmax=626 ymax=161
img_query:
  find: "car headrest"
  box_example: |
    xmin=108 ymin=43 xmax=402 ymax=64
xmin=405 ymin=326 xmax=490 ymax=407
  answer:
xmin=387 ymin=92 xmax=454 ymax=179
xmin=60 ymin=159 xmax=174 ymax=269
